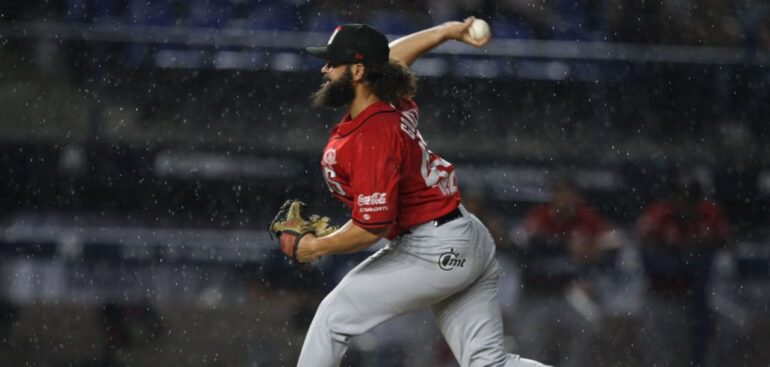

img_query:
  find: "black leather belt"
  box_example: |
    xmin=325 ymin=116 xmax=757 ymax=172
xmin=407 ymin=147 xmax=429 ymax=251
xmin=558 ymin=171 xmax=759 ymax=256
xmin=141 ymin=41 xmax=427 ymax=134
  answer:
xmin=401 ymin=207 xmax=463 ymax=236
xmin=434 ymin=207 xmax=463 ymax=227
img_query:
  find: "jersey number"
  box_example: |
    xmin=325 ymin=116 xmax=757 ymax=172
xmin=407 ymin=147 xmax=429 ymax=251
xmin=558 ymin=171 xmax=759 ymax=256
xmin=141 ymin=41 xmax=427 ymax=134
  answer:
xmin=323 ymin=166 xmax=346 ymax=196
xmin=400 ymin=111 xmax=458 ymax=196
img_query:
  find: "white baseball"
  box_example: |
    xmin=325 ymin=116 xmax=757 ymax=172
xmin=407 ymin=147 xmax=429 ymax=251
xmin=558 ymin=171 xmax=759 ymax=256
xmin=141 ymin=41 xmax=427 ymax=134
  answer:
xmin=468 ymin=19 xmax=490 ymax=40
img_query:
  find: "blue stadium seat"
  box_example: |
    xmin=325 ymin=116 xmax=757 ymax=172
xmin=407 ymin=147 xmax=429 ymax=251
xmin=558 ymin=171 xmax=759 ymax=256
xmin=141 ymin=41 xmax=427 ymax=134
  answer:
xmin=549 ymin=0 xmax=609 ymax=41
xmin=491 ymin=18 xmax=535 ymax=39
xmin=186 ymin=0 xmax=233 ymax=28
xmin=94 ymin=0 xmax=129 ymax=24
xmin=128 ymin=0 xmax=176 ymax=26
xmin=303 ymin=11 xmax=344 ymax=32
xmin=64 ymin=0 xmax=90 ymax=22
xmin=256 ymin=3 xmax=300 ymax=31
xmin=126 ymin=0 xmax=181 ymax=67
xmin=367 ymin=11 xmax=415 ymax=35
xmin=549 ymin=0 xmax=586 ymax=40
xmin=236 ymin=0 xmax=301 ymax=31
xmin=64 ymin=0 xmax=128 ymax=23
xmin=551 ymin=0 xmax=586 ymax=19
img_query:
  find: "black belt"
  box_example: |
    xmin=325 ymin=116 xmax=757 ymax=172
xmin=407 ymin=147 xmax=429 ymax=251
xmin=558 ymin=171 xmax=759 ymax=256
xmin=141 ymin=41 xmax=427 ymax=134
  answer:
xmin=401 ymin=207 xmax=463 ymax=236
xmin=433 ymin=207 xmax=463 ymax=227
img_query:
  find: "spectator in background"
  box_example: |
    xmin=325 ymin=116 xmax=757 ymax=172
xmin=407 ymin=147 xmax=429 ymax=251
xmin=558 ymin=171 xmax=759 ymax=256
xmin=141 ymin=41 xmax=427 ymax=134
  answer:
xmin=512 ymin=177 xmax=619 ymax=367
xmin=635 ymin=179 xmax=730 ymax=367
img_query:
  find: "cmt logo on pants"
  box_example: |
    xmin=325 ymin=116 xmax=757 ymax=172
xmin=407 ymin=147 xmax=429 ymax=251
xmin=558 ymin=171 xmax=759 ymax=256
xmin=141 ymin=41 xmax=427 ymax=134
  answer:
xmin=438 ymin=249 xmax=466 ymax=271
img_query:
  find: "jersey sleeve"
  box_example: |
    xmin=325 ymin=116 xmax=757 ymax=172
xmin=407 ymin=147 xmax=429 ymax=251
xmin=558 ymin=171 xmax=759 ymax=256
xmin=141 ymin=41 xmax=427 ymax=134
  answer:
xmin=635 ymin=202 xmax=668 ymax=241
xmin=578 ymin=207 xmax=607 ymax=237
xmin=522 ymin=206 xmax=552 ymax=235
xmin=700 ymin=201 xmax=730 ymax=243
xmin=348 ymin=115 xmax=402 ymax=228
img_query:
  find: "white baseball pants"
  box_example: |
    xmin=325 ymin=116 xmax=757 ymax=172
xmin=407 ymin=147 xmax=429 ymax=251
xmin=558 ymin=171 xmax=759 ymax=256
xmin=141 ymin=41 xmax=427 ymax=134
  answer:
xmin=296 ymin=205 xmax=549 ymax=367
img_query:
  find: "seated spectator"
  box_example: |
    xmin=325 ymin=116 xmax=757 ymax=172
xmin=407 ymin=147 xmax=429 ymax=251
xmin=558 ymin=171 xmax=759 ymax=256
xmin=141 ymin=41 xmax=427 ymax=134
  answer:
xmin=635 ymin=179 xmax=730 ymax=367
xmin=512 ymin=177 xmax=618 ymax=367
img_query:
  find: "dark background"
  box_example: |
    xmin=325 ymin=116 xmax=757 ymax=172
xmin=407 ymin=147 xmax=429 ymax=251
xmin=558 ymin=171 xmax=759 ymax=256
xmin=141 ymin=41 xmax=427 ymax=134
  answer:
xmin=0 ymin=0 xmax=769 ymax=366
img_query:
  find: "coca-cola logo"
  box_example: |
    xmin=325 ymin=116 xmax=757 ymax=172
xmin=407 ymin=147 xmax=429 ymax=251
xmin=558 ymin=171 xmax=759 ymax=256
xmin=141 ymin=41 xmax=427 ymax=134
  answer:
xmin=357 ymin=192 xmax=387 ymax=206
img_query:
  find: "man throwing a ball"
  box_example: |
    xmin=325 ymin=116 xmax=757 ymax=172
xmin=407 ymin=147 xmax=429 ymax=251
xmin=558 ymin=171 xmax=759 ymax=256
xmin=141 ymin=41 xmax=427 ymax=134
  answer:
xmin=272 ymin=17 xmax=550 ymax=367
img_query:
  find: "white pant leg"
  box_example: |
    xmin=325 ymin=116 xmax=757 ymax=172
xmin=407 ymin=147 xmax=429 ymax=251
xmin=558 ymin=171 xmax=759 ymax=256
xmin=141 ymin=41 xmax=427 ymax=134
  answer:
xmin=431 ymin=257 xmax=508 ymax=367
xmin=298 ymin=206 xmax=551 ymax=367
xmin=431 ymin=213 xmax=552 ymax=367
xmin=296 ymin=240 xmax=481 ymax=367
xmin=516 ymin=290 xmax=596 ymax=367
xmin=432 ymin=258 xmax=552 ymax=367
xmin=514 ymin=292 xmax=555 ymax=362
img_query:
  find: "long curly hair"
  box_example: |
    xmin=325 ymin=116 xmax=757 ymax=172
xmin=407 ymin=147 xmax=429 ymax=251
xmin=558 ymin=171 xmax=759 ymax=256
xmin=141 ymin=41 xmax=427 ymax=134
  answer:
xmin=364 ymin=60 xmax=417 ymax=103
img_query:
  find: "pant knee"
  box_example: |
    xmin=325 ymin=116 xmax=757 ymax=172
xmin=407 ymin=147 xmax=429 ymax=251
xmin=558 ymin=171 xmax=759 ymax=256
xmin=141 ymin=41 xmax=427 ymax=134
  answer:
xmin=311 ymin=293 xmax=351 ymax=344
xmin=464 ymin=344 xmax=509 ymax=367
xmin=505 ymin=356 xmax=552 ymax=367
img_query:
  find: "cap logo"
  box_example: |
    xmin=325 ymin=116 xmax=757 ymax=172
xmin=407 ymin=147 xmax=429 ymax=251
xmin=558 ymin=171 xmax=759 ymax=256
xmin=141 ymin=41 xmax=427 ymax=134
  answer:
xmin=328 ymin=26 xmax=342 ymax=45
xmin=354 ymin=52 xmax=364 ymax=60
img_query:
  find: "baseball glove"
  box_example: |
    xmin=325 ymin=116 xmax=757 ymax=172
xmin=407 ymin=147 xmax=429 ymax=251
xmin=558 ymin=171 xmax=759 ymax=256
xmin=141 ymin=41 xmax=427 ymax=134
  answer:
xmin=269 ymin=199 xmax=337 ymax=261
xmin=308 ymin=214 xmax=337 ymax=238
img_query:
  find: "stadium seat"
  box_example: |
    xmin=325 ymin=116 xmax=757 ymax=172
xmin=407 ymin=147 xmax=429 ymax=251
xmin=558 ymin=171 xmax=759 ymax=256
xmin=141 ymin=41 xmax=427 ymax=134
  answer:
xmin=185 ymin=0 xmax=233 ymax=28
xmin=303 ymin=10 xmax=345 ymax=32
xmin=550 ymin=0 xmax=610 ymax=41
xmin=491 ymin=18 xmax=535 ymax=39
xmin=367 ymin=11 xmax=415 ymax=35
xmin=128 ymin=0 xmax=176 ymax=26
xmin=64 ymin=0 xmax=128 ymax=24
xmin=240 ymin=0 xmax=302 ymax=31
xmin=126 ymin=0 xmax=185 ymax=67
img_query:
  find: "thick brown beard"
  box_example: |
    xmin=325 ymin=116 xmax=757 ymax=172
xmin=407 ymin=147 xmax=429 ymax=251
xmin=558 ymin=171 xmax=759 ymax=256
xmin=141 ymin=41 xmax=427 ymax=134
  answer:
xmin=312 ymin=67 xmax=355 ymax=108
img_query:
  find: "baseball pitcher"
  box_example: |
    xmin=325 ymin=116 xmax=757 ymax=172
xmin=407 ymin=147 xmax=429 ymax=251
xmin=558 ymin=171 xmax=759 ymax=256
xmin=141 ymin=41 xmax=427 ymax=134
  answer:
xmin=270 ymin=17 xmax=550 ymax=367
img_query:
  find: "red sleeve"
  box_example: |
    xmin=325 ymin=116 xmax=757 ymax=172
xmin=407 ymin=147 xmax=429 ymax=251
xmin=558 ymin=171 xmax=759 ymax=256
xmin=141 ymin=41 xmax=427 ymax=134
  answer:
xmin=576 ymin=206 xmax=606 ymax=236
xmin=636 ymin=202 xmax=669 ymax=241
xmin=523 ymin=206 xmax=552 ymax=235
xmin=348 ymin=115 xmax=401 ymax=229
xmin=699 ymin=201 xmax=730 ymax=242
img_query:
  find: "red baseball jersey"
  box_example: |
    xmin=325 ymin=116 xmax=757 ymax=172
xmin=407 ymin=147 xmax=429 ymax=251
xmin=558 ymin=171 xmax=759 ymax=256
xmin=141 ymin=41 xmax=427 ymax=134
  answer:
xmin=523 ymin=203 xmax=606 ymax=241
xmin=321 ymin=99 xmax=460 ymax=239
xmin=636 ymin=200 xmax=730 ymax=245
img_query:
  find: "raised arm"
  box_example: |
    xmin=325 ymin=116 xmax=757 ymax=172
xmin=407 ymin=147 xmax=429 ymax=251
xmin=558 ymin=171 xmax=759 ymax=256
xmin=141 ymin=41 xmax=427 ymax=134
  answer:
xmin=388 ymin=16 xmax=491 ymax=67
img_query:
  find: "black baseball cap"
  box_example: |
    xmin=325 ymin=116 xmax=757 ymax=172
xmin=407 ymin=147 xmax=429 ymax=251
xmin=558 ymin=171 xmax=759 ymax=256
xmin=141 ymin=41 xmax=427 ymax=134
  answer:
xmin=306 ymin=24 xmax=389 ymax=65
